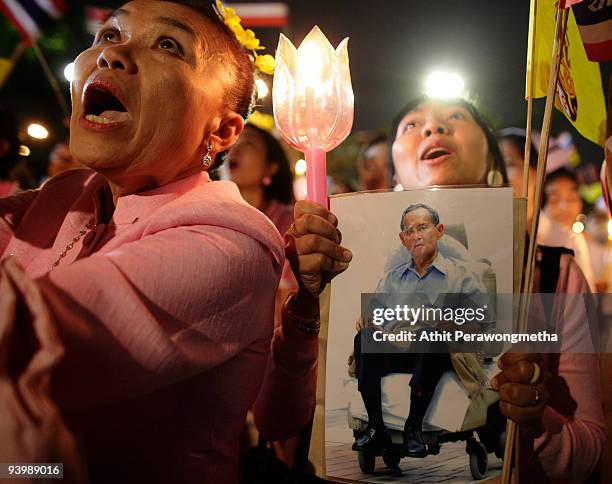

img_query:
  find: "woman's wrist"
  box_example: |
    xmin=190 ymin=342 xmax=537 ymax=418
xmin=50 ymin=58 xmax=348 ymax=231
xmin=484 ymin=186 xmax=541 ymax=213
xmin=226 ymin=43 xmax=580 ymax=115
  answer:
xmin=293 ymin=288 xmax=320 ymax=319
xmin=283 ymin=290 xmax=320 ymax=335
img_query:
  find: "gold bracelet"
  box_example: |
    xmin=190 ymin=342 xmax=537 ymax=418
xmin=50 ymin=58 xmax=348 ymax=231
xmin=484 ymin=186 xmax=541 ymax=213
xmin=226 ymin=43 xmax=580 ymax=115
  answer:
xmin=283 ymin=293 xmax=321 ymax=335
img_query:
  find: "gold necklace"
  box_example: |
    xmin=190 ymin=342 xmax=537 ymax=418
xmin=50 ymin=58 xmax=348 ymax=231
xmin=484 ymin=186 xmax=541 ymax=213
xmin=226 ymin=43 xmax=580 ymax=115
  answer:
xmin=52 ymin=222 xmax=97 ymax=269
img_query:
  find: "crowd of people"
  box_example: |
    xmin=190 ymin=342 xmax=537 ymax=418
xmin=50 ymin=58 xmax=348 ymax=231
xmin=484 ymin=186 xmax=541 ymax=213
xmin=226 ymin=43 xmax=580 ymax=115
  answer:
xmin=0 ymin=0 xmax=610 ymax=483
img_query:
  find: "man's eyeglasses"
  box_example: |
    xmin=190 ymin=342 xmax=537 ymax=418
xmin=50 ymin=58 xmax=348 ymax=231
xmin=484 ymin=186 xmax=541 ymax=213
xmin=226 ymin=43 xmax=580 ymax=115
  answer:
xmin=402 ymin=224 xmax=434 ymax=237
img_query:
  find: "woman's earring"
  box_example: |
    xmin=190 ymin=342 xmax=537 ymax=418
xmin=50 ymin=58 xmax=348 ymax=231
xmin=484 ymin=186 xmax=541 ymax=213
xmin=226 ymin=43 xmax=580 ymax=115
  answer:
xmin=202 ymin=145 xmax=213 ymax=168
xmin=487 ymin=169 xmax=503 ymax=187
xmin=262 ymin=175 xmax=272 ymax=186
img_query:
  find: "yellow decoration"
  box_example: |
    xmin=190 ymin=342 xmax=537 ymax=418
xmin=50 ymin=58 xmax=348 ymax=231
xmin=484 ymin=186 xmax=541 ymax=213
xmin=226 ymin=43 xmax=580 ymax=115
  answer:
xmin=254 ymin=54 xmax=276 ymax=75
xmin=215 ymin=0 xmax=274 ymax=74
xmin=215 ymin=0 xmax=227 ymax=16
xmin=243 ymin=30 xmax=264 ymax=51
xmin=247 ymin=110 xmax=275 ymax=132
xmin=225 ymin=12 xmax=243 ymax=34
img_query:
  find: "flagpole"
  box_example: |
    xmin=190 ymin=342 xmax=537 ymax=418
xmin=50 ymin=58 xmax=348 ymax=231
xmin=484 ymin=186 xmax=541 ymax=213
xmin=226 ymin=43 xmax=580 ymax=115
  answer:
xmin=31 ymin=41 xmax=70 ymax=118
xmin=523 ymin=0 xmax=537 ymax=201
xmin=500 ymin=6 xmax=568 ymax=484
xmin=0 ymin=40 xmax=26 ymax=91
xmin=523 ymin=99 xmax=534 ymax=198
xmin=504 ymin=0 xmax=538 ymax=484
xmin=10 ymin=40 xmax=26 ymax=62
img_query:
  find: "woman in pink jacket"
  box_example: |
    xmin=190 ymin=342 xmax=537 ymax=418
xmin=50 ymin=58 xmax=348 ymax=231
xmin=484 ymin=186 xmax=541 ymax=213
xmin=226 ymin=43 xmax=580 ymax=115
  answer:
xmin=0 ymin=1 xmax=350 ymax=483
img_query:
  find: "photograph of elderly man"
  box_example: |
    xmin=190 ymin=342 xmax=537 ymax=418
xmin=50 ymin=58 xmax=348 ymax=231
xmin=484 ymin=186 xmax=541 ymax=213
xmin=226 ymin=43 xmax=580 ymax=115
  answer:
xmin=353 ymin=203 xmax=487 ymax=457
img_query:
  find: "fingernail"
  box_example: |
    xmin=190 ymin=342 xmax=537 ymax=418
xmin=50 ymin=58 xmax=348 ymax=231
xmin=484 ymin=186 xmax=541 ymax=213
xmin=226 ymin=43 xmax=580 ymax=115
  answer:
xmin=490 ymin=377 xmax=499 ymax=391
xmin=343 ymin=250 xmax=352 ymax=261
xmin=338 ymin=262 xmax=349 ymax=269
xmin=328 ymin=214 xmax=337 ymax=224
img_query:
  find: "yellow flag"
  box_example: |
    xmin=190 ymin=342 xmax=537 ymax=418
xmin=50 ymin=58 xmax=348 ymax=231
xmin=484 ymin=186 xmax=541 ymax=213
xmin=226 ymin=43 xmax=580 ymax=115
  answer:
xmin=527 ymin=0 xmax=606 ymax=146
xmin=0 ymin=58 xmax=14 ymax=88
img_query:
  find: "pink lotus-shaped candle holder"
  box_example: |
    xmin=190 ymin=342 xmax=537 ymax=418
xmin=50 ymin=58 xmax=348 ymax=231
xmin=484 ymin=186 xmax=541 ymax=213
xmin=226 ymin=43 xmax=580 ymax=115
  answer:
xmin=272 ymin=26 xmax=354 ymax=207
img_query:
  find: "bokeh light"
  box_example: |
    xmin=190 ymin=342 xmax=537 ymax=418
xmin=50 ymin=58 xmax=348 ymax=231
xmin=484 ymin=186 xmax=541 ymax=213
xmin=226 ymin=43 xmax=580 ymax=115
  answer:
xmin=295 ymin=159 xmax=307 ymax=176
xmin=63 ymin=62 xmax=75 ymax=82
xmin=27 ymin=123 xmax=49 ymax=140
xmin=572 ymin=221 xmax=585 ymax=234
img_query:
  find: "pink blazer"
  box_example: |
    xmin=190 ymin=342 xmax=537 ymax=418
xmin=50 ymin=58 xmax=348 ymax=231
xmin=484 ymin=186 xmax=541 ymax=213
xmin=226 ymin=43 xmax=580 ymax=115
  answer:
xmin=0 ymin=168 xmax=301 ymax=483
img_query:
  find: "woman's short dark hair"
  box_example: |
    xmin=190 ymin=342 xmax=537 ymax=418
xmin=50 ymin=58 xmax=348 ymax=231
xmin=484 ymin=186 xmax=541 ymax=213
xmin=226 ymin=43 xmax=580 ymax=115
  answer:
xmin=166 ymin=1 xmax=256 ymax=170
xmin=244 ymin=124 xmax=295 ymax=205
xmin=497 ymin=127 xmax=538 ymax=169
xmin=386 ymin=95 xmax=508 ymax=187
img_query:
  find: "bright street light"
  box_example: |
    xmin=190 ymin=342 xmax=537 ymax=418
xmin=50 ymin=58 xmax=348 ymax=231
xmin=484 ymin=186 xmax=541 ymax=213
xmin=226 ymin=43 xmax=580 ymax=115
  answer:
xmin=27 ymin=123 xmax=49 ymax=140
xmin=63 ymin=62 xmax=75 ymax=82
xmin=425 ymin=72 xmax=465 ymax=99
xmin=255 ymin=78 xmax=269 ymax=99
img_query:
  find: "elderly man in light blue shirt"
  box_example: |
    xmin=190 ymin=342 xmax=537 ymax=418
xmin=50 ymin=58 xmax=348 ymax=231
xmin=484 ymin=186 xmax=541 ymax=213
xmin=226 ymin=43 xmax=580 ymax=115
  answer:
xmin=353 ymin=203 xmax=487 ymax=457
xmin=376 ymin=204 xmax=486 ymax=306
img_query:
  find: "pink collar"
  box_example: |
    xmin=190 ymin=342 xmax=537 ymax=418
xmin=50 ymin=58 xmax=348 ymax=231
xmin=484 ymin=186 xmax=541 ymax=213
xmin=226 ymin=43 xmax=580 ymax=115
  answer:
xmin=111 ymin=171 xmax=211 ymax=225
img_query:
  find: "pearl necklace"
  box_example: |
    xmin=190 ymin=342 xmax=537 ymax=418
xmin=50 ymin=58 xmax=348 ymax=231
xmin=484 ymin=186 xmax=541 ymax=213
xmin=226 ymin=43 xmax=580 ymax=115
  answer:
xmin=52 ymin=222 xmax=97 ymax=269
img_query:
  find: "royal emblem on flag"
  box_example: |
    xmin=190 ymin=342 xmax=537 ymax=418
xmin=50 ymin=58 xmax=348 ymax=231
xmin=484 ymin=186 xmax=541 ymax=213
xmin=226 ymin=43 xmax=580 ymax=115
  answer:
xmin=557 ymin=34 xmax=578 ymax=122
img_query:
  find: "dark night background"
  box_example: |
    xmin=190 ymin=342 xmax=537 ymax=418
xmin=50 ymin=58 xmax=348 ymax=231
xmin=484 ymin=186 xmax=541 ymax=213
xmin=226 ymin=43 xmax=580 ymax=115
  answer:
xmin=0 ymin=0 xmax=610 ymax=181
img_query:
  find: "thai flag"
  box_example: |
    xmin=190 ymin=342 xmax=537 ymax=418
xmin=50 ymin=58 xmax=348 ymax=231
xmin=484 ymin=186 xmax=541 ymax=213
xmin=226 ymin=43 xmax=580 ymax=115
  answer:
xmin=572 ymin=1 xmax=612 ymax=62
xmin=85 ymin=5 xmax=112 ymax=36
xmin=0 ymin=0 xmax=67 ymax=42
xmin=227 ymin=2 xmax=288 ymax=28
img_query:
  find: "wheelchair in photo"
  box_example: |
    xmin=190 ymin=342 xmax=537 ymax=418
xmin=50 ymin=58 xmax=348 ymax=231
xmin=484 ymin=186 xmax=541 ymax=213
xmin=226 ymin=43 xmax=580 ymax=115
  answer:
xmin=347 ymin=360 xmax=506 ymax=480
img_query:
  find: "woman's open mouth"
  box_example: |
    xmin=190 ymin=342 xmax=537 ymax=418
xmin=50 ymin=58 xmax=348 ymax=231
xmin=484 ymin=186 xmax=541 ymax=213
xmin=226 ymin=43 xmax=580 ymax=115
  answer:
xmin=80 ymin=82 xmax=131 ymax=129
xmin=421 ymin=147 xmax=453 ymax=165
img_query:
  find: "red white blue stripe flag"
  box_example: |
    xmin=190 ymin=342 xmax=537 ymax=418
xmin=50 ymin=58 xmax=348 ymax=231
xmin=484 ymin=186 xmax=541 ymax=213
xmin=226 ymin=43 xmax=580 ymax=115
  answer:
xmin=0 ymin=0 xmax=67 ymax=42
xmin=571 ymin=0 xmax=612 ymax=62
xmin=227 ymin=2 xmax=288 ymax=28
